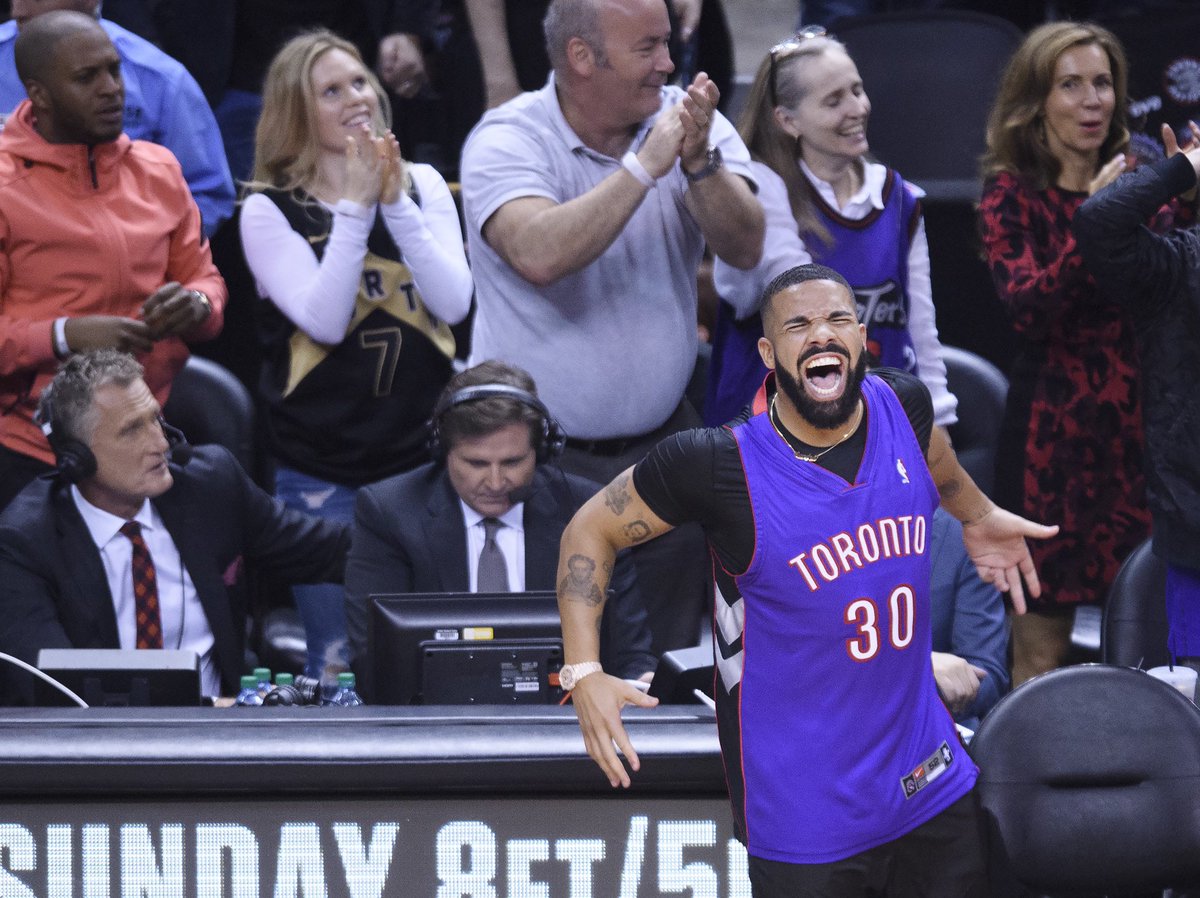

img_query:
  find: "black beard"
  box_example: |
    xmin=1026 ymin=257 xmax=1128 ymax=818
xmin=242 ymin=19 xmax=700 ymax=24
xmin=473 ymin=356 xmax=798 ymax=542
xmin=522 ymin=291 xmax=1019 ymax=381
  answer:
xmin=775 ymin=350 xmax=868 ymax=430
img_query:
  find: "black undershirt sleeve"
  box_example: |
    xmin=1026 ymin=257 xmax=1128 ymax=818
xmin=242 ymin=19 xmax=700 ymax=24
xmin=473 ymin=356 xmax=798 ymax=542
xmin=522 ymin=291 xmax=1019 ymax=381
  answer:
xmin=883 ymin=368 xmax=934 ymax=455
xmin=632 ymin=370 xmax=934 ymax=574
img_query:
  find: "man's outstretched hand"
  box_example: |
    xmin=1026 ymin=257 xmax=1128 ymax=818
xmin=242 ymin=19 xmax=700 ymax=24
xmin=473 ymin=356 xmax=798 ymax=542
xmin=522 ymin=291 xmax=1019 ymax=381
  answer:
xmin=961 ymin=506 xmax=1059 ymax=613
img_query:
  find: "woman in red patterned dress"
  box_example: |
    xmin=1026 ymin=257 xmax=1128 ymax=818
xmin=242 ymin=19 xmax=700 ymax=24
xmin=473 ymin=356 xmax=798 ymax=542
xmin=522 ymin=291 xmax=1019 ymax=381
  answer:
xmin=978 ymin=22 xmax=1180 ymax=684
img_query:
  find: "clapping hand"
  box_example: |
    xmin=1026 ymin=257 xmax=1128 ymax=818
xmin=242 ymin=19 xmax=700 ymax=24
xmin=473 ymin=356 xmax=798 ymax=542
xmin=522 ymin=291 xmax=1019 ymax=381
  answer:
xmin=141 ymin=282 xmax=209 ymax=339
xmin=377 ymin=33 xmax=426 ymax=99
xmin=1162 ymin=121 xmax=1200 ymax=203
xmin=378 ymin=132 xmax=408 ymax=206
xmin=680 ymin=72 xmax=720 ymax=173
xmin=343 ymin=124 xmax=387 ymax=207
xmin=1088 ymin=152 xmax=1125 ymax=195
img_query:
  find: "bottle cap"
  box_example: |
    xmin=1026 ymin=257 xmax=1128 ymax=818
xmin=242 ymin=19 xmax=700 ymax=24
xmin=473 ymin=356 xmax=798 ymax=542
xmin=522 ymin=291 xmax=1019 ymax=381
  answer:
xmin=275 ymin=672 xmax=294 ymax=686
xmin=337 ymin=672 xmax=356 ymax=687
xmin=253 ymin=667 xmax=271 ymax=680
xmin=240 ymin=675 xmax=258 ymax=688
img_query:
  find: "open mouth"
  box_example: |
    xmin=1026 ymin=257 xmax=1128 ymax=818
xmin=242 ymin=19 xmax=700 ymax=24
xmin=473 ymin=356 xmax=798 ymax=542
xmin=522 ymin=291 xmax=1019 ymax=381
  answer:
xmin=803 ymin=351 xmax=848 ymax=400
xmin=342 ymin=111 xmax=371 ymax=128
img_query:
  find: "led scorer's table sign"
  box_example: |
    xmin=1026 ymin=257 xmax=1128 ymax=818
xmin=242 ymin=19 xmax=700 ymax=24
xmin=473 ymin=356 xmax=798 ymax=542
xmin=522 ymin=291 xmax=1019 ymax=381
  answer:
xmin=0 ymin=706 xmax=750 ymax=897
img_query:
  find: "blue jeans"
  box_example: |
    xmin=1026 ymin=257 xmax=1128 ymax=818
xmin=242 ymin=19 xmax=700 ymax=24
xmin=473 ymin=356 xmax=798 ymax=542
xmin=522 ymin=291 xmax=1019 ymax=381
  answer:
xmin=273 ymin=465 xmax=355 ymax=681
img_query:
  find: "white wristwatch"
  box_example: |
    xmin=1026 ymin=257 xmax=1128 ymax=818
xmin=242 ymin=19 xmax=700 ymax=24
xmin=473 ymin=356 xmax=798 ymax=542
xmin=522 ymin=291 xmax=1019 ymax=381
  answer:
xmin=558 ymin=661 xmax=603 ymax=691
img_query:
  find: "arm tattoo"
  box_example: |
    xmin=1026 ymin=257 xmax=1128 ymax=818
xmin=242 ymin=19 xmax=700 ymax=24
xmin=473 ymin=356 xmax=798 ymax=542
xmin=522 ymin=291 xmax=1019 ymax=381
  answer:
xmin=938 ymin=477 xmax=963 ymax=501
xmin=623 ymin=519 xmax=653 ymax=543
xmin=603 ymin=473 xmax=633 ymax=516
xmin=559 ymin=553 xmax=605 ymax=606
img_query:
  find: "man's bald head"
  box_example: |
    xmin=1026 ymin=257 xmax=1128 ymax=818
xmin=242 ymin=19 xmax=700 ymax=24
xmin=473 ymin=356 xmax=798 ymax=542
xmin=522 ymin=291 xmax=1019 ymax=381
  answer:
xmin=14 ymin=9 xmax=104 ymax=87
xmin=14 ymin=11 xmax=124 ymax=146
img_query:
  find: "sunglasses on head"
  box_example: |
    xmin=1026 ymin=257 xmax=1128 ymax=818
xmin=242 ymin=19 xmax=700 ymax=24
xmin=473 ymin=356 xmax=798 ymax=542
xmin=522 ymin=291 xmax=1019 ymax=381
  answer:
xmin=768 ymin=25 xmax=829 ymax=107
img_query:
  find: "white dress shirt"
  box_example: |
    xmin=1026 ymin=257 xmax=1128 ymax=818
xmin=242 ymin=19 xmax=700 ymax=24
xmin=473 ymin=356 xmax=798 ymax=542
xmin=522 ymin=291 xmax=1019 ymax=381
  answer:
xmin=460 ymin=501 xmax=526 ymax=593
xmin=71 ymin=488 xmax=220 ymax=697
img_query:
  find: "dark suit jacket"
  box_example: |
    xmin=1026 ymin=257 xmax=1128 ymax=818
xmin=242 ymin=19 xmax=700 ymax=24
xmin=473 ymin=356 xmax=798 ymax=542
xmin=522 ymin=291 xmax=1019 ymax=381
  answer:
xmin=0 ymin=445 xmax=349 ymax=704
xmin=929 ymin=508 xmax=1009 ymax=729
xmin=346 ymin=463 xmax=656 ymax=689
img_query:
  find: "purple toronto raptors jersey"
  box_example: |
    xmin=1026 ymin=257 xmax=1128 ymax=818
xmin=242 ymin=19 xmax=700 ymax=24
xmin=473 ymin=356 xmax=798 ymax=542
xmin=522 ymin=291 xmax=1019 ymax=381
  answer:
xmin=814 ymin=169 xmax=920 ymax=375
xmin=726 ymin=376 xmax=976 ymax=863
xmin=704 ymin=170 xmax=920 ymax=425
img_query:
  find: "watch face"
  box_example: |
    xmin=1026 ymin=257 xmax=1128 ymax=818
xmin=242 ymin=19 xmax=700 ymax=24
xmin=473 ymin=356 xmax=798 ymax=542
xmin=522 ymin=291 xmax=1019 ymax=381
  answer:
xmin=560 ymin=667 xmax=576 ymax=690
xmin=687 ymin=146 xmax=723 ymax=182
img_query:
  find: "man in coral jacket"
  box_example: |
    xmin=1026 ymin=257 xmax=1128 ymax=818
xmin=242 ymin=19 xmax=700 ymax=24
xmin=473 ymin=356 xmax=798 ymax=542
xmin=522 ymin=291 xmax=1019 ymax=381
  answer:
xmin=0 ymin=10 xmax=226 ymax=510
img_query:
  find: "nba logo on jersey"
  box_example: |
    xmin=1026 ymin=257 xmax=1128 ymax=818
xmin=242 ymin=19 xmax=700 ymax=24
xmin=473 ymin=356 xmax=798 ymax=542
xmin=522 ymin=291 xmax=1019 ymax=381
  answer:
xmin=896 ymin=457 xmax=909 ymax=484
xmin=900 ymin=741 xmax=954 ymax=799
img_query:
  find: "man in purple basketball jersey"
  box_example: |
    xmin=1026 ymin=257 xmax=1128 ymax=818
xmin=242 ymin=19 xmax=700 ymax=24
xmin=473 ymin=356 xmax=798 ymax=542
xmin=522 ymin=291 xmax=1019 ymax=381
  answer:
xmin=556 ymin=263 xmax=1057 ymax=896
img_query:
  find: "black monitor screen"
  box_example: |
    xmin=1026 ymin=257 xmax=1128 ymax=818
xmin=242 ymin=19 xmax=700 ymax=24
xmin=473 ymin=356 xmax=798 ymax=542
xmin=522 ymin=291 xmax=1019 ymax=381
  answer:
xmin=369 ymin=592 xmax=566 ymax=705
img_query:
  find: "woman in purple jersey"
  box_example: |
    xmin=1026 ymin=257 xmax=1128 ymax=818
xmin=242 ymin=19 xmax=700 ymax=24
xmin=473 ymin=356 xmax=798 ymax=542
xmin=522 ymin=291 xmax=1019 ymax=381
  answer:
xmin=705 ymin=26 xmax=956 ymax=430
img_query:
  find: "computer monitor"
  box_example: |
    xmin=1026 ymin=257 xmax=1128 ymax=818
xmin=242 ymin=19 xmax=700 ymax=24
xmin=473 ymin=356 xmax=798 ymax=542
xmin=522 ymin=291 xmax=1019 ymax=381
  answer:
xmin=647 ymin=643 xmax=715 ymax=705
xmin=35 ymin=648 xmax=202 ymax=707
xmin=369 ymin=591 xmax=567 ymax=705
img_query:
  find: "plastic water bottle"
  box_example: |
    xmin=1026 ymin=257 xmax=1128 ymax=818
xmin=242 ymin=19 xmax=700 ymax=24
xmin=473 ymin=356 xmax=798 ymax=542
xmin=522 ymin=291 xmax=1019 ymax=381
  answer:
xmin=253 ymin=667 xmax=272 ymax=698
xmin=329 ymin=672 xmax=364 ymax=707
xmin=235 ymin=675 xmax=263 ymax=707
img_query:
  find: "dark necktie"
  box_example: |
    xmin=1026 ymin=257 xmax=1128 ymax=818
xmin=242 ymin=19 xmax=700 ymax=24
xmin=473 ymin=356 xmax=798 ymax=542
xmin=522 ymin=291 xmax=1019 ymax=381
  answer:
xmin=120 ymin=521 xmax=163 ymax=649
xmin=478 ymin=517 xmax=510 ymax=592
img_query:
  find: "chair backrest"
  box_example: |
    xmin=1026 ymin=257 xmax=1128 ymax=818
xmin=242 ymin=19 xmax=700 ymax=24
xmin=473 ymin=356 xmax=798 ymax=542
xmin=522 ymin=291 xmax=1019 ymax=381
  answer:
xmin=972 ymin=664 xmax=1200 ymax=895
xmin=162 ymin=355 xmax=258 ymax=478
xmin=941 ymin=344 xmax=1007 ymax=498
xmin=835 ymin=10 xmax=1023 ymax=200
xmin=1102 ymin=538 xmax=1169 ymax=668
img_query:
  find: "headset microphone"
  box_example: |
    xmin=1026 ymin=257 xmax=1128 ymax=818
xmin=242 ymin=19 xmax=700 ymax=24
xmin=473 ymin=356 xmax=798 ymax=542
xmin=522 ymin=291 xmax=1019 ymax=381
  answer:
xmin=506 ymin=483 xmax=535 ymax=505
xmin=160 ymin=420 xmax=193 ymax=467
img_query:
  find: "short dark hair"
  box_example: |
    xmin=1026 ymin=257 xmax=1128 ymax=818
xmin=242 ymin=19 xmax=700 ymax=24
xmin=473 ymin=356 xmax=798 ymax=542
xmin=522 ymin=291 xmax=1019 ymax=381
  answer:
xmin=434 ymin=360 xmax=546 ymax=452
xmin=37 ymin=350 xmax=144 ymax=445
xmin=760 ymin=263 xmax=855 ymax=332
xmin=14 ymin=10 xmax=102 ymax=88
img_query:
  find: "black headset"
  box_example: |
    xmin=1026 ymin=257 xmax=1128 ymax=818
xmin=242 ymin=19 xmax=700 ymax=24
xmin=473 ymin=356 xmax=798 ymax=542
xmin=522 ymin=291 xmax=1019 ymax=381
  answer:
xmin=427 ymin=384 xmax=566 ymax=465
xmin=41 ymin=407 xmax=193 ymax=485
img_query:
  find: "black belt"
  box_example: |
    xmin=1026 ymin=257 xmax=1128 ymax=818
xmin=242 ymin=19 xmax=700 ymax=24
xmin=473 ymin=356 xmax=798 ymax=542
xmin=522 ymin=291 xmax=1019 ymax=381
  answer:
xmin=564 ymin=435 xmax=644 ymax=457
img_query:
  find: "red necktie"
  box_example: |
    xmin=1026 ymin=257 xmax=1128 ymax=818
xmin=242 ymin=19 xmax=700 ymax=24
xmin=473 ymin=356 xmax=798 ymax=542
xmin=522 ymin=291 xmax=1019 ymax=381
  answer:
xmin=119 ymin=521 xmax=163 ymax=649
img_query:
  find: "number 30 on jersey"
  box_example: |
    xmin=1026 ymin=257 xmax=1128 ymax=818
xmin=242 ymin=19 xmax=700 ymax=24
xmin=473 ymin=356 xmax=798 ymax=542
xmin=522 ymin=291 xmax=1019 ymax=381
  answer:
xmin=844 ymin=586 xmax=915 ymax=661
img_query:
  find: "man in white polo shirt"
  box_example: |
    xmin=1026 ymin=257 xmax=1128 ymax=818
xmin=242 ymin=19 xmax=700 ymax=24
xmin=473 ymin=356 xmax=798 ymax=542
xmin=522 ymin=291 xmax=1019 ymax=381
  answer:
xmin=460 ymin=0 xmax=764 ymax=651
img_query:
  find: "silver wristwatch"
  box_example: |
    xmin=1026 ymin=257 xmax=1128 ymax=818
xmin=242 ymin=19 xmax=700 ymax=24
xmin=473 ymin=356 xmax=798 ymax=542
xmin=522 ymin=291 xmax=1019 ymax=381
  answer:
xmin=685 ymin=145 xmax=724 ymax=183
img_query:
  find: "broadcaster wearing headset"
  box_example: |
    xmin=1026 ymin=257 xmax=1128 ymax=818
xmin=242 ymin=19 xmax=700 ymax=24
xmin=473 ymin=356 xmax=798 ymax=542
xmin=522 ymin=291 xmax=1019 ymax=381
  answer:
xmin=344 ymin=360 xmax=656 ymax=695
xmin=0 ymin=350 xmax=349 ymax=705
